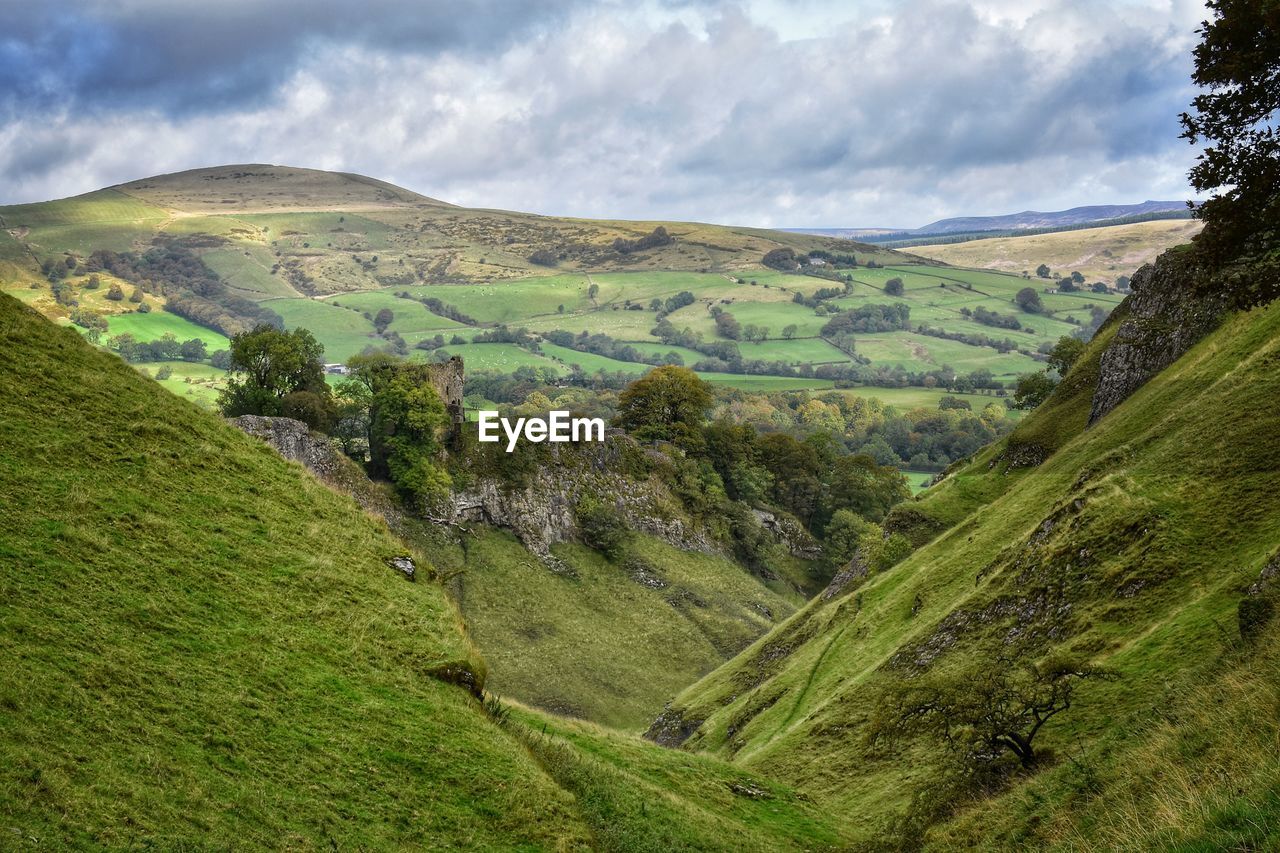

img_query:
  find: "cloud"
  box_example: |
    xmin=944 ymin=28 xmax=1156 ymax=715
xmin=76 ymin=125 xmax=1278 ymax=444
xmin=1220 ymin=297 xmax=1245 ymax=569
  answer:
xmin=0 ymin=0 xmax=1207 ymax=225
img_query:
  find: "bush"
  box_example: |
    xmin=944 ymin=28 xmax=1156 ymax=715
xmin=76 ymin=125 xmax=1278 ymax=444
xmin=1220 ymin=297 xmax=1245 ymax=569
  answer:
xmin=575 ymin=495 xmax=629 ymax=560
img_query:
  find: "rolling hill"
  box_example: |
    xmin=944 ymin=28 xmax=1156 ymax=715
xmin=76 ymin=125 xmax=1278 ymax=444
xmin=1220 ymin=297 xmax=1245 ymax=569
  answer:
xmin=1 ymin=165 xmax=1139 ymax=426
xmin=904 ymin=218 xmax=1205 ymax=286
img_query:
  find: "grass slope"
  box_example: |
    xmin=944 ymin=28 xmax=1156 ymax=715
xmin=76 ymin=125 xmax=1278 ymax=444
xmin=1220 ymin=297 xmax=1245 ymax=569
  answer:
xmin=664 ymin=294 xmax=1280 ymax=846
xmin=443 ymin=530 xmax=803 ymax=731
xmin=0 ymin=291 xmax=847 ymax=850
xmin=0 ymin=293 xmax=590 ymax=848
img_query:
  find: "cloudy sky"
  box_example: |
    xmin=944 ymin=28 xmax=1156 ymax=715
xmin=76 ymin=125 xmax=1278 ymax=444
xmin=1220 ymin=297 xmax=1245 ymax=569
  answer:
xmin=0 ymin=0 xmax=1207 ymax=227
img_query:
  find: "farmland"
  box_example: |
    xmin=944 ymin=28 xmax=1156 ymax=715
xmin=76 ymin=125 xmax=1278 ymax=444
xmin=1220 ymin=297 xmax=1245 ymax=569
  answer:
xmin=0 ymin=165 xmax=1147 ymax=414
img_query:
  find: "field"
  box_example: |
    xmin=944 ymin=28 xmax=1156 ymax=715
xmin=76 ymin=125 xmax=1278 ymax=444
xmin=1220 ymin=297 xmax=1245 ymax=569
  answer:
xmin=0 ymin=292 xmax=848 ymax=849
xmin=106 ymin=311 xmax=231 ymax=350
xmin=1 ymin=167 xmax=1125 ymax=426
xmin=904 ymin=218 xmax=1204 ymax=284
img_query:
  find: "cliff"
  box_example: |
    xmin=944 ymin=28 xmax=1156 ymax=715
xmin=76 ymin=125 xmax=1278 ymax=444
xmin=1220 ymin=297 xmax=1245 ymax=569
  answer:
xmin=1089 ymin=248 xmax=1227 ymax=424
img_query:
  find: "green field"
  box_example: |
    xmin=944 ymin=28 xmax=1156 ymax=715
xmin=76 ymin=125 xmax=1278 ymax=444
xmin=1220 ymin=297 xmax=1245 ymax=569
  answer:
xmin=262 ymin=296 xmax=380 ymax=362
xmin=106 ymin=311 xmax=231 ymax=350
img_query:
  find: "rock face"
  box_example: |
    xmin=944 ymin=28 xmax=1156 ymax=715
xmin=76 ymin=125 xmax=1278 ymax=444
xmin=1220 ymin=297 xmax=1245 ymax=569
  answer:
xmin=752 ymin=509 xmax=822 ymax=559
xmin=1089 ymin=250 xmax=1226 ymax=425
xmin=450 ymin=437 xmax=720 ymax=570
xmin=231 ymin=415 xmax=347 ymax=478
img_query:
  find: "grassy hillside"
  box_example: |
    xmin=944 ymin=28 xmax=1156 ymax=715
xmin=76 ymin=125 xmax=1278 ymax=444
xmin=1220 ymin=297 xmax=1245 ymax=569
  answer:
xmin=436 ymin=529 xmax=806 ymax=731
xmin=660 ymin=292 xmax=1280 ymax=847
xmin=905 ymin=218 xmax=1204 ymax=285
xmin=0 ymin=292 xmax=850 ymax=849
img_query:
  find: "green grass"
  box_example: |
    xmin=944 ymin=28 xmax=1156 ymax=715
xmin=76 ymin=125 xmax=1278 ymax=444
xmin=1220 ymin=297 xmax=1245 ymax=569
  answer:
xmin=428 ymin=342 xmax=566 ymax=374
xmin=446 ymin=529 xmax=800 ymax=731
xmin=262 ymin=296 xmax=379 ymax=362
xmin=663 ymin=293 xmax=1280 ymax=846
xmin=142 ymin=360 xmax=228 ymax=408
xmin=0 ymin=293 xmax=593 ymax=849
xmin=105 ymin=311 xmax=231 ymax=350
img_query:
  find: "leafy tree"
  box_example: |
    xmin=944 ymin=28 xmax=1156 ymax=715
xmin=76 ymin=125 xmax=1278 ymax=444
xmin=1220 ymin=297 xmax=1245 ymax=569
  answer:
xmin=373 ymin=308 xmax=394 ymax=334
xmin=1091 ymin=282 xmax=1109 ymax=294
xmin=210 ymin=349 xmax=233 ymax=370
xmin=155 ymin=365 xmax=172 ymax=380
xmin=85 ymin=274 xmax=101 ymax=290
xmin=614 ymin=365 xmax=713 ymax=446
xmin=1070 ymin=271 xmax=1085 ymax=284
xmin=179 ymin=338 xmax=208 ymax=362
xmin=1180 ymin=0 xmax=1280 ymax=308
xmin=715 ymin=311 xmax=742 ymax=340
xmin=782 ymin=324 xmax=798 ymax=339
xmin=587 ymin=282 xmax=600 ymax=301
xmin=1035 ymin=264 xmax=1051 ymax=278
xmin=1012 ymin=371 xmax=1058 ymax=409
xmin=366 ymin=364 xmax=451 ymax=510
xmin=1047 ymin=336 xmax=1086 ymax=376
xmin=884 ymin=276 xmax=905 ymax=296
xmin=106 ymin=283 xmax=125 ymax=301
xmin=217 ymin=326 xmax=333 ymax=428
xmin=1015 ymin=287 xmax=1044 ymax=314
xmin=129 ymin=287 xmax=144 ymax=304
xmin=870 ymin=653 xmax=1115 ymax=769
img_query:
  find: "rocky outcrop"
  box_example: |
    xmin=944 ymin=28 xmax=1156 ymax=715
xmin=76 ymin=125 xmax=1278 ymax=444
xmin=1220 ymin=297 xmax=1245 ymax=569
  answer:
xmin=644 ymin=705 xmax=704 ymax=748
xmin=232 ymin=414 xmax=348 ymax=479
xmin=1089 ymin=250 xmax=1226 ymax=424
xmin=752 ymin=509 xmax=822 ymax=559
xmin=450 ymin=437 xmax=720 ymax=570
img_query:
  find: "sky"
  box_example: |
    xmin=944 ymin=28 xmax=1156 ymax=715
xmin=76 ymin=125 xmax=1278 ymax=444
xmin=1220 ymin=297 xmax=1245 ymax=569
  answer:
xmin=0 ymin=0 xmax=1209 ymax=227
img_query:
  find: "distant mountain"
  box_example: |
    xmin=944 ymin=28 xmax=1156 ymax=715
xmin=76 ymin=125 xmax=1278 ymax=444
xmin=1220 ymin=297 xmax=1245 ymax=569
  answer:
xmin=784 ymin=200 xmax=1189 ymax=239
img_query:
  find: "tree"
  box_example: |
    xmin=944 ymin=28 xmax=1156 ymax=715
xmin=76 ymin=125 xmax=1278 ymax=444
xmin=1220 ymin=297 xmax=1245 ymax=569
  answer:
xmin=106 ymin=283 xmax=125 ymax=301
xmin=715 ymin=311 xmax=741 ymax=340
xmin=1047 ymin=336 xmax=1086 ymax=376
xmin=587 ymin=282 xmax=600 ymax=302
xmin=614 ymin=365 xmax=713 ymax=445
xmin=217 ymin=325 xmax=333 ymax=428
xmin=782 ymin=324 xmax=798 ymax=340
xmin=884 ymin=277 xmax=905 ymax=296
xmin=210 ymin=349 xmax=233 ymax=370
xmin=129 ymin=287 xmax=144 ymax=303
xmin=85 ymin=274 xmax=101 ymax=290
xmin=1091 ymin=282 xmax=1109 ymax=294
xmin=1035 ymin=264 xmax=1051 ymax=278
xmin=870 ymin=653 xmax=1115 ymax=769
xmin=1180 ymin=0 xmax=1280 ymax=308
xmin=368 ymin=367 xmax=451 ymax=510
xmin=179 ymin=338 xmax=208 ymax=362
xmin=373 ymin=308 xmax=394 ymax=334
xmin=1070 ymin=271 xmax=1085 ymax=284
xmin=1013 ymin=371 xmax=1057 ymax=409
xmin=1015 ymin=287 xmax=1044 ymax=314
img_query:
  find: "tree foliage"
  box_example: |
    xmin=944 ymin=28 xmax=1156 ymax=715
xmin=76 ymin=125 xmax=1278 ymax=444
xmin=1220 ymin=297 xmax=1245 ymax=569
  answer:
xmin=870 ymin=653 xmax=1116 ymax=769
xmin=1180 ymin=0 xmax=1280 ymax=308
xmin=217 ymin=325 xmax=333 ymax=428
xmin=614 ymin=365 xmax=713 ymax=446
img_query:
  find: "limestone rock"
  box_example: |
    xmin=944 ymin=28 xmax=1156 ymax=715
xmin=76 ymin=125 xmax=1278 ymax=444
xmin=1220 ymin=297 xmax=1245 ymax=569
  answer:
xmin=1089 ymin=250 xmax=1226 ymax=425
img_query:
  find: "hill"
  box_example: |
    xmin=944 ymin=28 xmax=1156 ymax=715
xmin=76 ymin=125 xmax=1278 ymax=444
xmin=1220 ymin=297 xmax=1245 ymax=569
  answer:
xmin=651 ymin=255 xmax=1280 ymax=847
xmin=787 ymin=200 xmax=1189 ymax=240
xmin=0 ymin=292 xmax=845 ymax=849
xmin=903 ymin=218 xmax=1205 ymax=286
xmin=2 ymin=164 xmax=1120 ymax=421
xmin=910 ymin=200 xmax=1188 ymax=235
